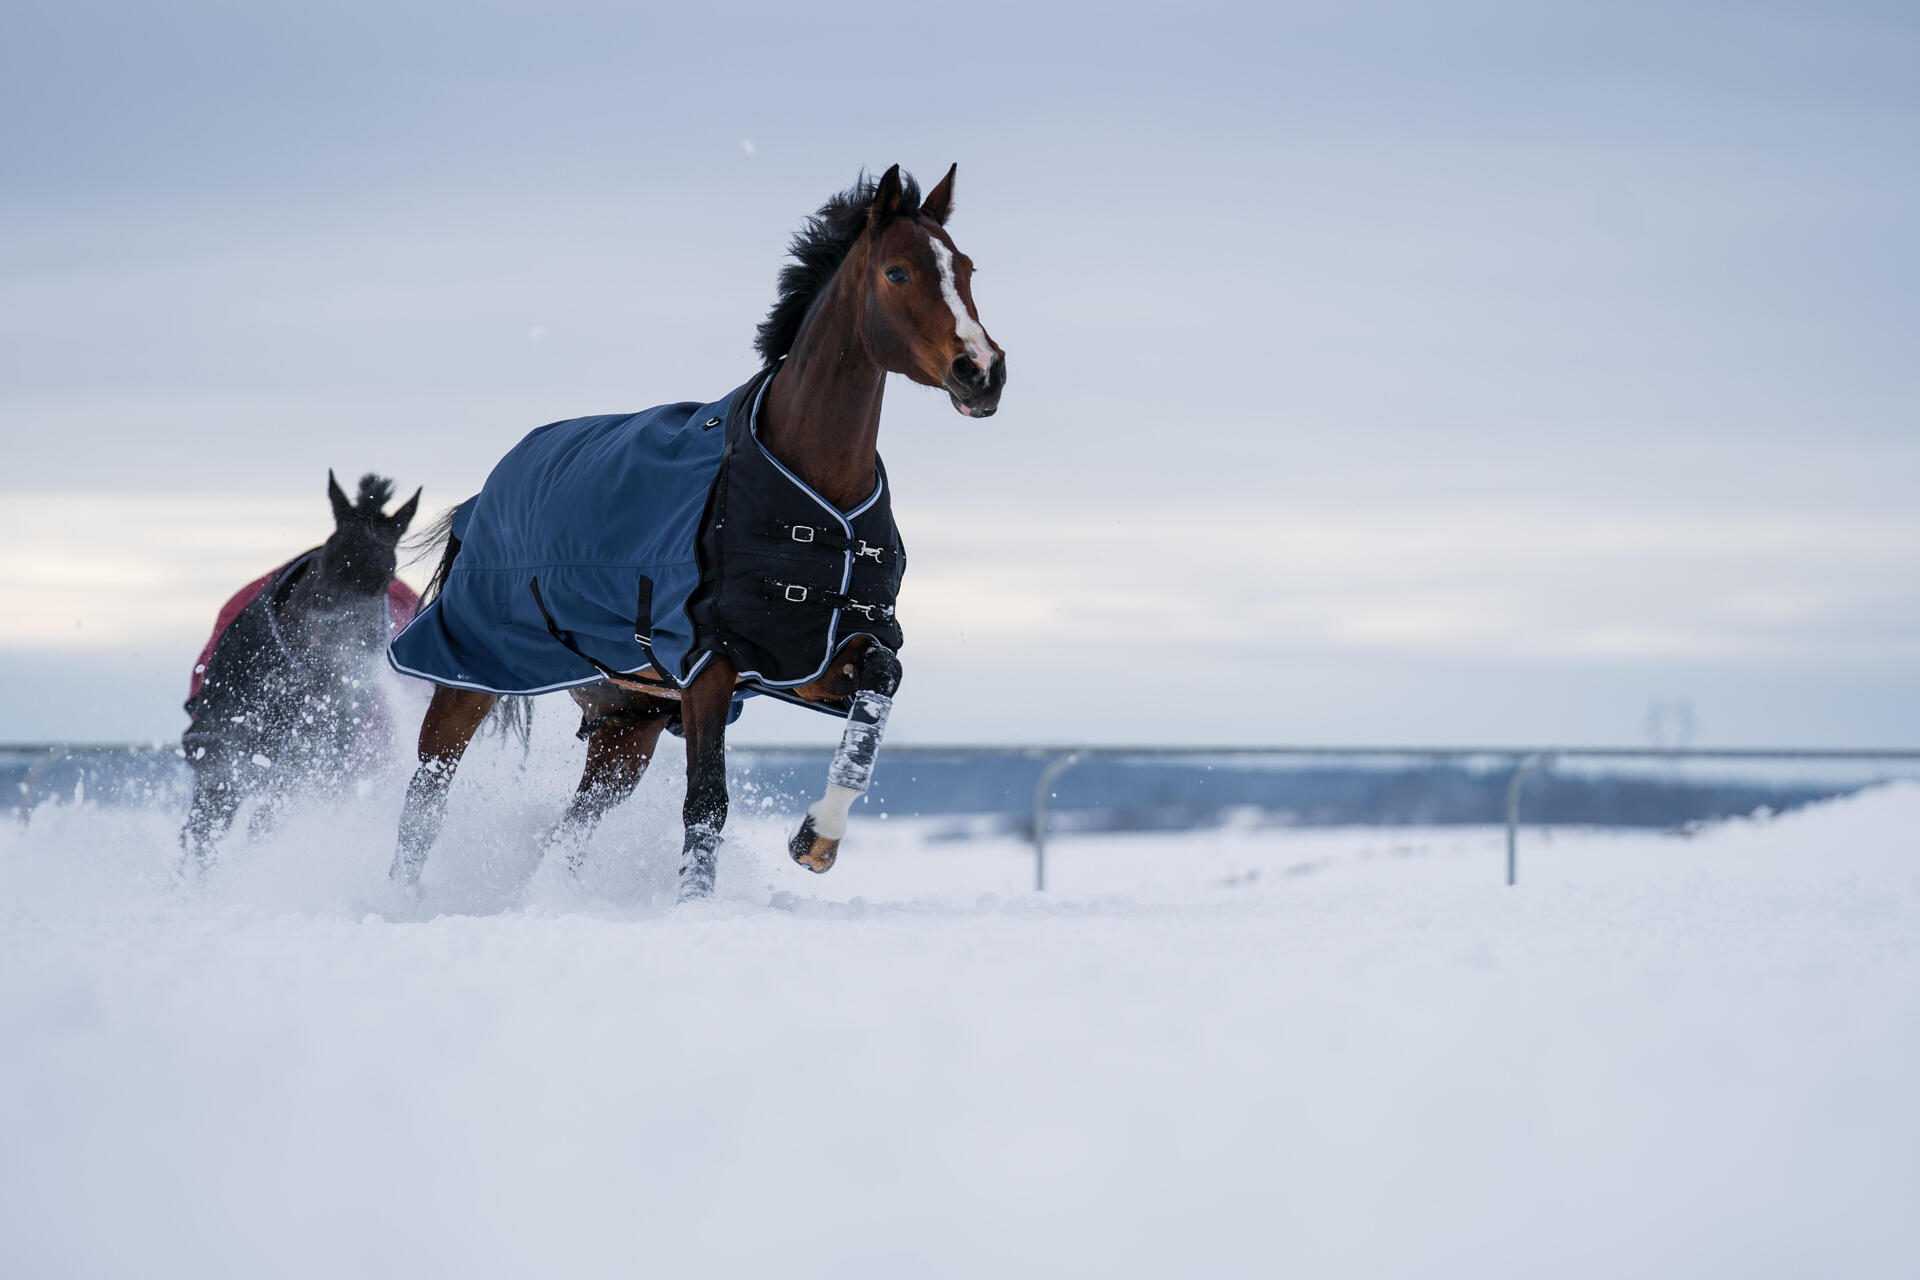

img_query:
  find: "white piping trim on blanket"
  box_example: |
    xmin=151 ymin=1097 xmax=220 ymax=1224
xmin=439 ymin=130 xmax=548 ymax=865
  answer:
xmin=385 ymin=624 xmax=683 ymax=697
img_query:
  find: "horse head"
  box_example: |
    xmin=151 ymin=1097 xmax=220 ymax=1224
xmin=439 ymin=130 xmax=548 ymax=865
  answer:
xmin=858 ymin=163 xmax=1006 ymax=419
xmin=321 ymin=471 xmax=420 ymax=599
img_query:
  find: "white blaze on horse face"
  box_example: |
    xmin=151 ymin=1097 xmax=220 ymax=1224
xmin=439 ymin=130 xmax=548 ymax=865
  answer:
xmin=929 ymin=234 xmax=993 ymax=373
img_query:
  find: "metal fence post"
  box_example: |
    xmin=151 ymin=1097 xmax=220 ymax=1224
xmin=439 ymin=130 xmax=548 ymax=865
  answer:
xmin=16 ymin=747 xmax=62 ymax=827
xmin=1505 ymin=752 xmax=1553 ymax=886
xmin=1031 ymin=751 xmax=1082 ymax=892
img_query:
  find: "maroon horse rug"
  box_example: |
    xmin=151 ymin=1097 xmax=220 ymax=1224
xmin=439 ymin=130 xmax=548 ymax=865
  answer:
xmin=189 ymin=553 xmax=419 ymax=703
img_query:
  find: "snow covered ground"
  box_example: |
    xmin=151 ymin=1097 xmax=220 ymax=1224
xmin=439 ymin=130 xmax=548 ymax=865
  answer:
xmin=2 ymin=748 xmax=1917 ymax=1278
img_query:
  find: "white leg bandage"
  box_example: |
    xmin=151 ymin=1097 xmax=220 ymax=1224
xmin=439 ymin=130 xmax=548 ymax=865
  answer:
xmin=807 ymin=689 xmax=891 ymax=839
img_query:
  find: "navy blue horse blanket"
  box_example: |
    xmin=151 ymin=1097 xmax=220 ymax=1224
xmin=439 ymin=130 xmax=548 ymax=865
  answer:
xmin=389 ymin=371 xmax=905 ymax=709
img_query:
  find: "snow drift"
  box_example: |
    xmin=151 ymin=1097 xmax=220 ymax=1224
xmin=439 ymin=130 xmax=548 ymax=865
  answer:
xmin=2 ymin=735 xmax=1916 ymax=1278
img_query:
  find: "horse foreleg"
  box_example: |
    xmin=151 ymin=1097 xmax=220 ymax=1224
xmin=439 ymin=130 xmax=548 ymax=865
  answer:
xmin=675 ymin=659 xmax=738 ymax=902
xmin=548 ymin=701 xmax=670 ymax=874
xmin=790 ymin=643 xmax=900 ymax=873
xmin=181 ymin=749 xmax=243 ymax=866
xmin=389 ymin=685 xmax=497 ymax=887
xmin=245 ymin=753 xmax=297 ymax=844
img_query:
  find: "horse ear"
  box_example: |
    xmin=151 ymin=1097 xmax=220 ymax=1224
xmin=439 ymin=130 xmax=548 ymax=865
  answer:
xmin=391 ymin=486 xmax=422 ymax=535
xmin=327 ymin=470 xmax=354 ymax=525
xmin=921 ymin=163 xmax=956 ymax=225
xmin=868 ymin=164 xmax=904 ymax=228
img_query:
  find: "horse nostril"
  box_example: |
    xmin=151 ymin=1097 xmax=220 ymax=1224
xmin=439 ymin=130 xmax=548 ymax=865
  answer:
xmin=950 ymin=355 xmax=983 ymax=386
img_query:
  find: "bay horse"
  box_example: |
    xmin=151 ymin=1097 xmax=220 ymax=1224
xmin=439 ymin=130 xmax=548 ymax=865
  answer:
xmin=182 ymin=472 xmax=421 ymax=862
xmin=387 ymin=164 xmax=1004 ymax=901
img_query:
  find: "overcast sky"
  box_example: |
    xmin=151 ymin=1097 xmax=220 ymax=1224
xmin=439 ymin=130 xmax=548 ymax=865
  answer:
xmin=2 ymin=0 xmax=1916 ymax=746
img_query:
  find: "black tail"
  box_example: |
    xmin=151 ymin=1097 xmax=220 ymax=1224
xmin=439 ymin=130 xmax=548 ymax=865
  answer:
xmin=404 ymin=505 xmax=534 ymax=752
xmin=492 ymin=695 xmax=534 ymax=754
xmin=405 ymin=506 xmax=463 ymax=605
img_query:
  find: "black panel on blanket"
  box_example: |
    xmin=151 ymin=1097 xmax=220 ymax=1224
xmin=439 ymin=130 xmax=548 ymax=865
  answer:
xmin=687 ymin=372 xmax=905 ymax=691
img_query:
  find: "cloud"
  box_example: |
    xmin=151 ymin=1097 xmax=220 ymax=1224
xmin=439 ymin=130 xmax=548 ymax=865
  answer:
xmin=897 ymin=499 xmax=1920 ymax=663
xmin=0 ymin=495 xmax=384 ymax=649
xmin=2 ymin=0 xmax=1916 ymax=742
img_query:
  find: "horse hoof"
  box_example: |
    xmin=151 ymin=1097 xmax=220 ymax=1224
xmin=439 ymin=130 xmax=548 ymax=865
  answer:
xmin=677 ymin=848 xmax=719 ymax=902
xmin=676 ymin=864 xmax=716 ymax=902
xmin=788 ymin=816 xmax=839 ymax=873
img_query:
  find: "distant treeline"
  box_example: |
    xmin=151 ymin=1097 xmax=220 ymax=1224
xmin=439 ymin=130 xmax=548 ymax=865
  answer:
xmin=2 ymin=747 xmax=1858 ymax=834
xmin=737 ymin=753 xmax=1847 ymax=834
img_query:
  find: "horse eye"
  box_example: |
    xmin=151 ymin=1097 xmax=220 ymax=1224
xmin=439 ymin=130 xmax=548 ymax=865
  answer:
xmin=885 ymin=266 xmax=909 ymax=285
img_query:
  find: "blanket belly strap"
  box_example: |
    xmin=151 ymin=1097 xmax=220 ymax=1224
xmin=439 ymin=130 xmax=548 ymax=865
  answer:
xmin=528 ymin=576 xmax=651 ymax=689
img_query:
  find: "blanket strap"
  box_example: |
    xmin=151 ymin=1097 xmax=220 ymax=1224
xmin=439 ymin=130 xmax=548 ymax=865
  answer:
xmin=576 ymin=706 xmax=659 ymax=741
xmin=750 ymin=521 xmax=892 ymax=565
xmin=756 ymin=577 xmax=896 ymax=623
xmin=261 ymin=549 xmax=318 ymax=678
xmin=528 ymin=576 xmax=666 ymax=692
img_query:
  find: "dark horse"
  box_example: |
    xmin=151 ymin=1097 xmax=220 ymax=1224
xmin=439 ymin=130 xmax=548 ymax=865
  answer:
xmin=390 ymin=164 xmax=1004 ymax=901
xmin=181 ymin=472 xmax=421 ymax=862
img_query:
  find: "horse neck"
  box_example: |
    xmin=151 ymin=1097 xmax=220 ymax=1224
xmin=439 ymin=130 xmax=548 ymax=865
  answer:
xmin=285 ymin=544 xmax=388 ymax=648
xmin=759 ymin=270 xmax=885 ymax=512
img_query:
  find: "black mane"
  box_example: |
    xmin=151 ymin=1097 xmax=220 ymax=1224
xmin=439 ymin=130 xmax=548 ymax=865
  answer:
xmin=352 ymin=473 xmax=395 ymax=516
xmin=754 ymin=169 xmax=923 ymax=368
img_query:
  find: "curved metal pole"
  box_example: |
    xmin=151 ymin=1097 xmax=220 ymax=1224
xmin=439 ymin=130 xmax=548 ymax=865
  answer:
xmin=1505 ymin=752 xmax=1554 ymax=885
xmin=1031 ymin=752 xmax=1082 ymax=892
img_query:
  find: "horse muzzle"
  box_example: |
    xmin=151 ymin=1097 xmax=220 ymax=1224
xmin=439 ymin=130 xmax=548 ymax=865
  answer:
xmin=944 ymin=351 xmax=1005 ymax=419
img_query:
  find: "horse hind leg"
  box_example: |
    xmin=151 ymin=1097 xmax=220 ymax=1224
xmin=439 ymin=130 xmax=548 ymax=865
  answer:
xmin=790 ymin=643 xmax=901 ymax=873
xmin=390 ymin=685 xmax=498 ymax=887
xmin=546 ymin=697 xmax=671 ymax=875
